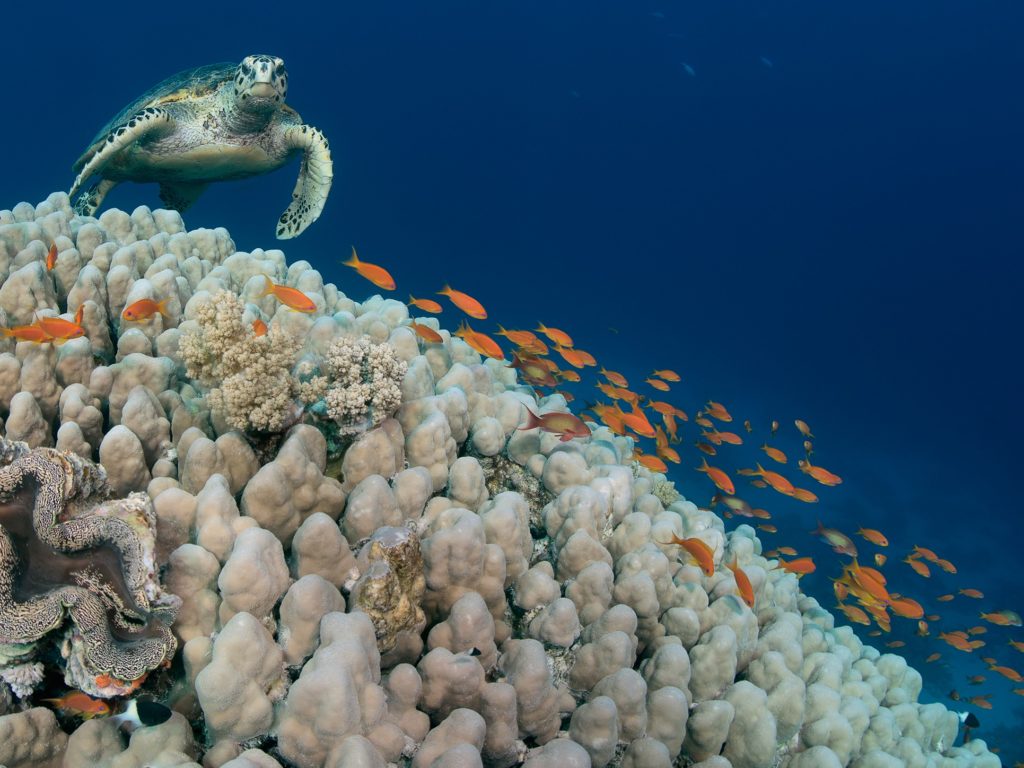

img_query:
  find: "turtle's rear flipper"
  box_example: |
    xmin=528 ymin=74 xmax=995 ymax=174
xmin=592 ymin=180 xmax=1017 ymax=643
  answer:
xmin=69 ymin=107 xmax=175 ymax=200
xmin=159 ymin=182 xmax=209 ymax=212
xmin=73 ymin=179 xmax=118 ymax=217
xmin=276 ymin=124 xmax=333 ymax=239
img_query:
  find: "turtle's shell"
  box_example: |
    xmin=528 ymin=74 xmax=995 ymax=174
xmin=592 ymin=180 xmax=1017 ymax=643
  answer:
xmin=73 ymin=62 xmax=238 ymax=173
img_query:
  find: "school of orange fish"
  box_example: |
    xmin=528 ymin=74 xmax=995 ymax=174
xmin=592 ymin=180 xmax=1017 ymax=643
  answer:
xmin=14 ymin=242 xmax=1023 ymax=730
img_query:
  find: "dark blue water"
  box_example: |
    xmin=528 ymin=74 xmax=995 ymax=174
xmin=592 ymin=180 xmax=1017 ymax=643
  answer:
xmin=4 ymin=0 xmax=1023 ymax=757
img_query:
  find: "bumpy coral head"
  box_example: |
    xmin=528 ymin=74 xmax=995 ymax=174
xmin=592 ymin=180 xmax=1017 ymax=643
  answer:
xmin=234 ymin=54 xmax=288 ymax=110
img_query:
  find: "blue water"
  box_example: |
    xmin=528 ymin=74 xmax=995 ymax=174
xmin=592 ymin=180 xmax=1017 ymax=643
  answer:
xmin=4 ymin=0 xmax=1023 ymax=758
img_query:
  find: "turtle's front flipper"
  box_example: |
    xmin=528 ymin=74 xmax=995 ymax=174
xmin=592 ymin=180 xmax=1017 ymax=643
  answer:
xmin=69 ymin=107 xmax=175 ymax=200
xmin=159 ymin=182 xmax=209 ymax=212
xmin=276 ymin=125 xmax=333 ymax=239
xmin=73 ymin=179 xmax=118 ymax=217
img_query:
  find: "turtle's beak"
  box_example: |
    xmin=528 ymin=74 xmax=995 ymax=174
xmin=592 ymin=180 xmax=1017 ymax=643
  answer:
xmin=249 ymin=83 xmax=276 ymax=98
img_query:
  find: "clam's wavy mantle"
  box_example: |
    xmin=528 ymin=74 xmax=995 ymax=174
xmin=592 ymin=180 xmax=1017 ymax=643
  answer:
xmin=0 ymin=439 xmax=178 ymax=697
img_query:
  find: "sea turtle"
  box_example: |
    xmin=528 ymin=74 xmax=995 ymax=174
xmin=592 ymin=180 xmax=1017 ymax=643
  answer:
xmin=69 ymin=54 xmax=332 ymax=239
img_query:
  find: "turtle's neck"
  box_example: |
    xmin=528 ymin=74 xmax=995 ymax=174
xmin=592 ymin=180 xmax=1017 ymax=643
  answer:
xmin=227 ymin=105 xmax=276 ymax=134
xmin=223 ymin=91 xmax=278 ymax=134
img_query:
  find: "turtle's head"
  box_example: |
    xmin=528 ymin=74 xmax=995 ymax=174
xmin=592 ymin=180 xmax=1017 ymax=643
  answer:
xmin=234 ymin=55 xmax=288 ymax=111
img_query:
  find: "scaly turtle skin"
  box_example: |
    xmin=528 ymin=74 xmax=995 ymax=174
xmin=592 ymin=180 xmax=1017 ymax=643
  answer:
xmin=70 ymin=54 xmax=333 ymax=239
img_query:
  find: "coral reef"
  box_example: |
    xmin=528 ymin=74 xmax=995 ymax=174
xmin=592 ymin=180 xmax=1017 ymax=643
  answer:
xmin=0 ymin=193 xmax=1001 ymax=768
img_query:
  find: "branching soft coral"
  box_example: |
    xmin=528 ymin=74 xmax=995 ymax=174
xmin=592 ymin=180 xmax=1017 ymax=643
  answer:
xmin=180 ymin=290 xmax=301 ymax=433
xmin=324 ymin=337 xmax=407 ymax=434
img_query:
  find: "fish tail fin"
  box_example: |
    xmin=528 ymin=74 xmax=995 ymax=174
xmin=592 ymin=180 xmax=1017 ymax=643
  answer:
xmin=259 ymin=274 xmax=275 ymax=297
xmin=345 ymin=246 xmax=360 ymax=266
xmin=519 ymin=405 xmax=542 ymax=431
xmin=438 ymin=284 xmax=452 ymax=296
xmin=156 ymin=298 xmax=172 ymax=318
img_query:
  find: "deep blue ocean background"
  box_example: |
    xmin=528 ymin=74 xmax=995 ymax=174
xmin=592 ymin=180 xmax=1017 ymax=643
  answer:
xmin=2 ymin=0 xmax=1022 ymax=758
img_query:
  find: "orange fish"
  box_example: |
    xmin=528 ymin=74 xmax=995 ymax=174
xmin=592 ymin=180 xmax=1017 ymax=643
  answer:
xmin=757 ymin=524 xmax=777 ymax=533
xmin=535 ymin=322 xmax=572 ymax=347
xmin=714 ymin=431 xmax=743 ymax=446
xmin=1011 ymin=640 xmax=1024 ymax=652
xmin=917 ymin=621 xmax=929 ymax=636
xmin=912 ymin=545 xmax=940 ymax=562
xmin=252 ymin=318 xmax=268 ymax=337
xmin=652 ymin=369 xmax=681 ymax=381
xmin=969 ymin=696 xmax=992 ymax=710
xmin=260 ymin=276 xmax=317 ymax=313
xmin=788 ymin=488 xmax=819 ymax=503
xmin=646 ymin=377 xmax=671 ymax=392
xmin=990 ymin=665 xmax=1024 ymax=682
xmin=937 ymin=594 xmax=955 ymax=602
xmin=837 ymin=603 xmax=871 ymax=625
xmin=885 ymin=640 xmax=906 ymax=648
xmin=982 ymin=611 xmax=1022 ymax=627
xmin=939 ymin=632 xmax=975 ymax=652
xmin=496 ymin=326 xmax=544 ymax=350
xmin=122 ymin=297 xmax=173 ymax=321
xmin=46 ymin=242 xmax=58 ymax=270
xmin=695 ymin=416 xmax=715 ymax=429
xmin=727 ymin=559 xmax=755 ymax=608
xmin=557 ymin=369 xmax=581 ymax=383
xmin=798 ymin=459 xmax=843 ymax=486
xmin=1 ymin=324 xmax=54 ymax=343
xmin=761 ymin=444 xmax=787 ymax=464
xmin=936 ymin=558 xmax=957 ymax=574
xmin=857 ymin=528 xmax=889 ymax=547
xmin=696 ymin=458 xmax=734 ymax=495
xmin=600 ymin=367 xmax=629 ymax=387
xmin=343 ymin=246 xmax=395 ymax=290
xmin=776 ymin=556 xmax=816 ymax=575
xmin=704 ymin=401 xmax=733 ymax=422
xmin=968 ymin=626 xmax=987 ymax=635
xmin=455 ymin=321 xmax=504 ymax=359
xmin=749 ymin=463 xmax=795 ymax=495
xmin=777 ymin=546 xmax=798 ymax=556
xmin=409 ymin=295 xmax=443 ymax=313
xmin=619 ymin=404 xmax=656 ymax=439
xmin=73 ymin=304 xmax=84 ymax=325
xmin=696 ymin=441 xmax=717 ymax=456
xmin=889 ymin=596 xmax=924 ymax=620
xmin=770 ymin=419 xmax=779 ymax=434
xmin=34 ymin=314 xmax=85 ymax=340
xmin=925 ymin=653 xmax=941 ymax=663
xmin=518 ymin=405 xmax=591 ymax=442
xmin=410 ymin=321 xmax=444 ymax=344
xmin=438 ymin=285 xmax=487 ymax=319
xmin=42 ymin=691 xmax=111 ymax=719
xmin=662 ymin=534 xmax=715 ymax=576
xmin=959 ymin=588 xmax=984 ymax=599
xmin=743 ymin=419 xmax=752 ymax=433
xmin=635 ymin=452 xmax=668 ymax=473
xmin=794 ymin=419 xmax=813 ymax=438
xmin=554 ymin=345 xmax=588 ymax=369
xmin=904 ymin=556 xmax=931 ymax=578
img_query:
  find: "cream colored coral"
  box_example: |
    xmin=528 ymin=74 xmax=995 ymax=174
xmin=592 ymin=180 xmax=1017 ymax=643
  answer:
xmin=180 ymin=290 xmax=301 ymax=432
xmin=324 ymin=337 xmax=406 ymax=434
